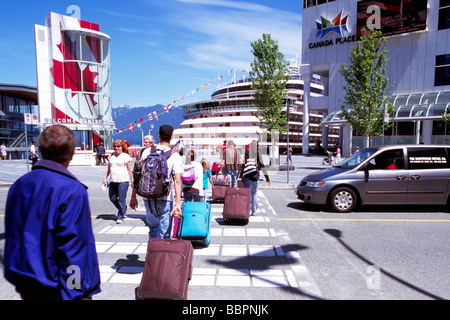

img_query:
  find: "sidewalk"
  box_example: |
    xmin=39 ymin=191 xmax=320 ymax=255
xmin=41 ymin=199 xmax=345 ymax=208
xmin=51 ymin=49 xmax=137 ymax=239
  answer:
xmin=259 ymin=154 xmax=328 ymax=190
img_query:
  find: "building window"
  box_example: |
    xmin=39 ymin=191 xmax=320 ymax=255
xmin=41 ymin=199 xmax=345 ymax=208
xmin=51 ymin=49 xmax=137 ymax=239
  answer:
xmin=303 ymin=0 xmax=334 ymax=8
xmin=439 ymin=0 xmax=450 ymax=30
xmin=435 ymin=54 xmax=450 ymax=86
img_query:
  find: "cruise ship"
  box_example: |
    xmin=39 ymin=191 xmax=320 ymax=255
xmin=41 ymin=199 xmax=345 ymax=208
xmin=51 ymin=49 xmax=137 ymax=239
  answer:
xmin=172 ymin=62 xmax=339 ymax=157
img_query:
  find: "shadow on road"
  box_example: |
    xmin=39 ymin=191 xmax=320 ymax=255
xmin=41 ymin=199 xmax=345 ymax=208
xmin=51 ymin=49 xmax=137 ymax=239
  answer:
xmin=324 ymin=228 xmax=446 ymax=300
xmin=206 ymin=243 xmax=324 ymax=300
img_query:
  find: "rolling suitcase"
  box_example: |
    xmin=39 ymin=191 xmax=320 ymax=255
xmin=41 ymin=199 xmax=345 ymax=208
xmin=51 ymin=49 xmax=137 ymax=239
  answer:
xmin=137 ymin=238 xmax=193 ymax=300
xmin=212 ymin=185 xmax=228 ymax=201
xmin=178 ymin=202 xmax=212 ymax=247
xmin=223 ymin=187 xmax=251 ymax=224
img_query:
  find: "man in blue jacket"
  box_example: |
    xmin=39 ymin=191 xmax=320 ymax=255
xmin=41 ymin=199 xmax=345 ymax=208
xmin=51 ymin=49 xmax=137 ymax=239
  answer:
xmin=4 ymin=125 xmax=101 ymax=300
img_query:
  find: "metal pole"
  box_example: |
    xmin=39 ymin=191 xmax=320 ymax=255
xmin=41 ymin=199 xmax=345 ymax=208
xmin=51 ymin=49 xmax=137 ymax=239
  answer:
xmin=286 ymin=98 xmax=290 ymax=183
xmin=25 ymin=125 xmax=29 ymax=172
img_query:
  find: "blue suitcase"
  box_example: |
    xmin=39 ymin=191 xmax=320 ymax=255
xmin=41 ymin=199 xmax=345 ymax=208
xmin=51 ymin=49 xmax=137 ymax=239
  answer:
xmin=178 ymin=202 xmax=212 ymax=247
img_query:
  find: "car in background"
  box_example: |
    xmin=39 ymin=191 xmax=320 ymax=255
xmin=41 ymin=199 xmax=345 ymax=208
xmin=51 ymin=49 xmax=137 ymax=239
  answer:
xmin=296 ymin=145 xmax=450 ymax=213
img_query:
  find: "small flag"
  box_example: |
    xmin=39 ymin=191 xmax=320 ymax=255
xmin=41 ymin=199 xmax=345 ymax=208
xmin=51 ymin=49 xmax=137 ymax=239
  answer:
xmin=118 ymin=128 xmax=123 ymax=133
xmin=139 ymin=117 xmax=143 ymax=123
xmin=24 ymin=113 xmax=39 ymax=125
xmin=148 ymin=113 xmax=153 ymax=121
xmin=153 ymin=111 xmax=158 ymax=121
xmin=129 ymin=123 xmax=133 ymax=132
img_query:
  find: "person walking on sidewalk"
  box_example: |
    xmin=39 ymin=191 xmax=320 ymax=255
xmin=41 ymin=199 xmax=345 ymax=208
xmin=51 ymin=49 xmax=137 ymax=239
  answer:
xmin=29 ymin=140 xmax=38 ymax=165
xmin=4 ymin=125 xmax=101 ymax=300
xmin=219 ymin=140 xmax=241 ymax=188
xmin=201 ymin=158 xmax=213 ymax=202
xmin=129 ymin=125 xmax=183 ymax=239
xmin=239 ymin=140 xmax=271 ymax=216
xmin=102 ymin=139 xmax=133 ymax=224
xmin=96 ymin=141 xmax=106 ymax=165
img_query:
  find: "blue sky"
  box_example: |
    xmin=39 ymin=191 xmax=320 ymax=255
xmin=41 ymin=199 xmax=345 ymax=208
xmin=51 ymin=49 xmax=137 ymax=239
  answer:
xmin=1 ymin=0 xmax=302 ymax=108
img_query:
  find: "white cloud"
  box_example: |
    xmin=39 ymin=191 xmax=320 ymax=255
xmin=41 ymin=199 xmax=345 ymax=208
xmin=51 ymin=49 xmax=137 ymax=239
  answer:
xmin=176 ymin=0 xmax=271 ymax=12
xmin=166 ymin=1 xmax=302 ymax=71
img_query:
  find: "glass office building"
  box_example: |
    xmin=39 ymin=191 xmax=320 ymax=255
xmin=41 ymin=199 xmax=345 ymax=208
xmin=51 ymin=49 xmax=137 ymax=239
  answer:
xmin=301 ymin=0 xmax=450 ymax=155
xmin=0 ymin=84 xmax=39 ymax=159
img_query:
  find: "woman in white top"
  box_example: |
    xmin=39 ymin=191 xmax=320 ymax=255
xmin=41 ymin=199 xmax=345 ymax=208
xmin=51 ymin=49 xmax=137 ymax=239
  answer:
xmin=102 ymin=140 xmax=133 ymax=224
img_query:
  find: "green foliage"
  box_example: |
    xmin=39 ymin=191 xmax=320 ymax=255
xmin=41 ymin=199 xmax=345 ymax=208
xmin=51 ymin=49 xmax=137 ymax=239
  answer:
xmin=443 ymin=110 xmax=450 ymax=125
xmin=250 ymin=34 xmax=290 ymax=133
xmin=339 ymin=28 xmax=394 ymax=144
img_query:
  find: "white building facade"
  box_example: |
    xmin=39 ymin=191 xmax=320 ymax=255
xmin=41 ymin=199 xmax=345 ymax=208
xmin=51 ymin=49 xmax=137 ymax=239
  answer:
xmin=302 ymin=0 xmax=450 ymax=155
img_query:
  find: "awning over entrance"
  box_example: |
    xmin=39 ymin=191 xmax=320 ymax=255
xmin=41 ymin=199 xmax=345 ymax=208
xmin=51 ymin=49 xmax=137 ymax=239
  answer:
xmin=321 ymin=91 xmax=450 ymax=127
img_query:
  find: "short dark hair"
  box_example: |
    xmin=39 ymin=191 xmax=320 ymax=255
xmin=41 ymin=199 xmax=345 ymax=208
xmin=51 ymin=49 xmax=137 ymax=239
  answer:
xmin=159 ymin=125 xmax=173 ymax=143
xmin=38 ymin=125 xmax=77 ymax=163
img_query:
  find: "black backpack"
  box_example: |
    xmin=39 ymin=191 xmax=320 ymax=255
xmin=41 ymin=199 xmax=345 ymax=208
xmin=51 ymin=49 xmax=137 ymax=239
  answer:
xmin=133 ymin=146 xmax=173 ymax=199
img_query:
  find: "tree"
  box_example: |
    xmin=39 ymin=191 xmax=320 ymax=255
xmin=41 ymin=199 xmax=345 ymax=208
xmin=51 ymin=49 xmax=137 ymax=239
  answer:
xmin=339 ymin=28 xmax=394 ymax=147
xmin=250 ymin=34 xmax=290 ymax=133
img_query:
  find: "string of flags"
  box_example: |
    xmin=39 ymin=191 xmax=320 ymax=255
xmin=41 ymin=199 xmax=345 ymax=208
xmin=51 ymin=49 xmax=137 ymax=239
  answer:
xmin=114 ymin=68 xmax=250 ymax=135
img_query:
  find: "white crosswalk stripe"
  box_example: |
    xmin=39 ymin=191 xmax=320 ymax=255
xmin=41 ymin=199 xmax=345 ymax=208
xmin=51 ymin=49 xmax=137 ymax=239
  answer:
xmin=94 ymin=192 xmax=322 ymax=297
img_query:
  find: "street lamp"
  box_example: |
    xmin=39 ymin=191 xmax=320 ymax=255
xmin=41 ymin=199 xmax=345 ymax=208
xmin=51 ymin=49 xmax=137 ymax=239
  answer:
xmin=136 ymin=123 xmax=144 ymax=146
xmin=149 ymin=124 xmax=154 ymax=137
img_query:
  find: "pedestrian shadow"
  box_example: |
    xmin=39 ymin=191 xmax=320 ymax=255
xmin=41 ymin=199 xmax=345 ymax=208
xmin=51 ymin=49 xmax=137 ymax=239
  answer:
xmin=113 ymin=254 xmax=145 ymax=273
xmin=112 ymin=254 xmax=145 ymax=301
xmin=324 ymin=229 xmax=446 ymax=300
xmin=206 ymin=243 xmax=324 ymax=300
xmin=96 ymin=214 xmax=116 ymax=221
xmin=96 ymin=213 xmax=147 ymax=223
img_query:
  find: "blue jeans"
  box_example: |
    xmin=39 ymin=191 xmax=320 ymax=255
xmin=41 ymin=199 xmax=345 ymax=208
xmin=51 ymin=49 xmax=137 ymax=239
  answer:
xmin=224 ymin=169 xmax=238 ymax=188
xmin=242 ymin=177 xmax=258 ymax=215
xmin=184 ymin=192 xmax=201 ymax=202
xmin=144 ymin=199 xmax=173 ymax=239
xmin=109 ymin=182 xmax=129 ymax=220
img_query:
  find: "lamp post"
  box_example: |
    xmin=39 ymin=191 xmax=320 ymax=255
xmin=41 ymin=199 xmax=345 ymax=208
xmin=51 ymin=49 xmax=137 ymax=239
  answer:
xmin=136 ymin=123 xmax=144 ymax=146
xmin=149 ymin=124 xmax=154 ymax=137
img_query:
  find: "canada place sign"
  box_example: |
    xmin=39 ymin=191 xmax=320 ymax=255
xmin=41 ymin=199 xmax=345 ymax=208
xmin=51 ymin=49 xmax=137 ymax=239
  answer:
xmin=309 ymin=9 xmax=357 ymax=49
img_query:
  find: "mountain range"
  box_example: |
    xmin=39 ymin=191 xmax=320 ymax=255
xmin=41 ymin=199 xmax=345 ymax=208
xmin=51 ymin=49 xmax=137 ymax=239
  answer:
xmin=111 ymin=105 xmax=186 ymax=145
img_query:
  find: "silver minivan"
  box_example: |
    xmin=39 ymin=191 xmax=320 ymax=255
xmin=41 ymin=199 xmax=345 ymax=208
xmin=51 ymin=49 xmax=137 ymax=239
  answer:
xmin=296 ymin=145 xmax=450 ymax=212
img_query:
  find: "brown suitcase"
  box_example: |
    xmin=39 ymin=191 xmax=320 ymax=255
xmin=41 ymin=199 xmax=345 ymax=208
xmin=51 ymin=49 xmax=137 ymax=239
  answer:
xmin=137 ymin=238 xmax=193 ymax=300
xmin=222 ymin=187 xmax=251 ymax=223
xmin=212 ymin=185 xmax=228 ymax=201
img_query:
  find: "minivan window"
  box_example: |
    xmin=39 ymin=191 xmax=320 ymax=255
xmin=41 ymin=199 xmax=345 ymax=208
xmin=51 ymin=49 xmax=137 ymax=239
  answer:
xmin=335 ymin=148 xmax=378 ymax=169
xmin=407 ymin=147 xmax=450 ymax=170
xmin=368 ymin=149 xmax=405 ymax=170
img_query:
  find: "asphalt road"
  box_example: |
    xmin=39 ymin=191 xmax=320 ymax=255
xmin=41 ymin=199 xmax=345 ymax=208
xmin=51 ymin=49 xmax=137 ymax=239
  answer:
xmin=0 ymin=155 xmax=449 ymax=301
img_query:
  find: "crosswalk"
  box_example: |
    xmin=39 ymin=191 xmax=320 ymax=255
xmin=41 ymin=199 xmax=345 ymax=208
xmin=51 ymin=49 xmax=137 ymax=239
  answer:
xmin=94 ymin=191 xmax=323 ymax=299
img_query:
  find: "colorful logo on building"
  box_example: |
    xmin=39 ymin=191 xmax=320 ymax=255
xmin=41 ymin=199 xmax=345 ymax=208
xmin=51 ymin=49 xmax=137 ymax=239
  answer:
xmin=309 ymin=9 xmax=355 ymax=50
xmin=316 ymin=10 xmax=349 ymax=39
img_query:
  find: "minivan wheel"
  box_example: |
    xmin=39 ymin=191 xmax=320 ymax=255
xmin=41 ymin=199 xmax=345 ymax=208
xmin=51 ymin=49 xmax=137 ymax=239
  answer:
xmin=329 ymin=187 xmax=357 ymax=213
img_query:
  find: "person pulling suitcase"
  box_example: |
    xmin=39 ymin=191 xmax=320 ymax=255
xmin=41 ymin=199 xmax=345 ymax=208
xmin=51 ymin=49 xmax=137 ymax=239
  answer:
xmin=238 ymin=140 xmax=271 ymax=216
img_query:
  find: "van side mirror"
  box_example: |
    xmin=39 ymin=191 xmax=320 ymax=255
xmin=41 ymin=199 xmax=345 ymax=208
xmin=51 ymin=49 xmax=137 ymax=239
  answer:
xmin=358 ymin=163 xmax=370 ymax=182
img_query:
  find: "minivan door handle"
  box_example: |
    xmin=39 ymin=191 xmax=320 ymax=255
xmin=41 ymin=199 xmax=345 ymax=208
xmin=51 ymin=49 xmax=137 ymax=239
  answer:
xmin=396 ymin=175 xmax=406 ymax=180
xmin=411 ymin=175 xmax=421 ymax=180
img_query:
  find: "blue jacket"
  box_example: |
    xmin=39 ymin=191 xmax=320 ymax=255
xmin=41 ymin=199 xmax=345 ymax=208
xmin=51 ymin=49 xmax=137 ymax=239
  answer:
xmin=4 ymin=160 xmax=101 ymax=299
